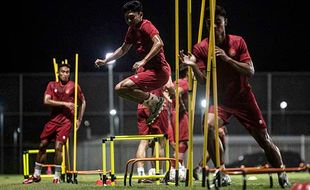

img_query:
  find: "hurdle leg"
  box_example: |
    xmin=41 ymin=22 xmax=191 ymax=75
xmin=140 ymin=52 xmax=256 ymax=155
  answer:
xmin=102 ymin=139 xmax=107 ymax=185
xmin=110 ymin=138 xmax=116 ymax=186
xmin=242 ymin=171 xmax=247 ymax=190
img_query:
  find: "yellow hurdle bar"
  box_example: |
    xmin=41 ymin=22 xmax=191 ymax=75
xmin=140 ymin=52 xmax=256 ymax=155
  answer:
xmin=113 ymin=134 xmax=166 ymax=139
xmin=28 ymin=149 xmax=55 ymax=154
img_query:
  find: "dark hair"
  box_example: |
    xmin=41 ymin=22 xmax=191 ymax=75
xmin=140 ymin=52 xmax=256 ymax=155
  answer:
xmin=58 ymin=63 xmax=71 ymax=69
xmin=123 ymin=0 xmax=143 ymax=13
xmin=205 ymin=5 xmax=226 ymax=18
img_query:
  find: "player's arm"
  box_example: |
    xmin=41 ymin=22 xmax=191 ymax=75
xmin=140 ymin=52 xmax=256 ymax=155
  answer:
xmin=226 ymin=58 xmax=254 ymax=77
xmin=76 ymin=97 xmax=86 ymax=130
xmin=133 ymin=34 xmax=163 ymax=69
xmin=179 ymin=50 xmax=206 ymax=84
xmin=95 ymin=43 xmax=132 ymax=67
xmin=215 ymin=46 xmax=254 ymax=77
xmin=44 ymin=94 xmax=74 ymax=110
xmin=144 ymin=34 xmax=163 ymax=62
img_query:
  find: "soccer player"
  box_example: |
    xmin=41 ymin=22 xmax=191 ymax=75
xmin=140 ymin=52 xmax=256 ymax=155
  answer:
xmin=179 ymin=5 xmax=290 ymax=188
xmin=135 ymin=85 xmax=171 ymax=183
xmin=166 ymin=67 xmax=189 ymax=182
xmin=167 ymin=67 xmax=189 ymax=167
xmin=95 ymin=0 xmax=171 ymax=125
xmin=23 ymin=64 xmax=86 ymax=184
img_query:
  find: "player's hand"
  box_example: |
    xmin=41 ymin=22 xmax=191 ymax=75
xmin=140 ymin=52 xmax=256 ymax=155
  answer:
xmin=64 ymin=102 xmax=75 ymax=111
xmin=94 ymin=59 xmax=106 ymax=68
xmin=179 ymin=50 xmax=196 ymax=67
xmin=76 ymin=120 xmax=81 ymax=131
xmin=132 ymin=59 xmax=146 ymax=70
xmin=215 ymin=46 xmax=231 ymax=62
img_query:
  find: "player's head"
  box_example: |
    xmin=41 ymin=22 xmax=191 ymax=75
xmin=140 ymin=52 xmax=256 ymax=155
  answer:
xmin=205 ymin=5 xmax=227 ymax=45
xmin=123 ymin=0 xmax=143 ymax=26
xmin=58 ymin=64 xmax=71 ymax=83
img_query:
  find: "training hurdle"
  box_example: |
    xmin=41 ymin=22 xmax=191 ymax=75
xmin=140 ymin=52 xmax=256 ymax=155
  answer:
xmin=101 ymin=134 xmax=171 ymax=186
xmin=124 ymin=157 xmax=176 ymax=186
xmin=22 ymin=148 xmax=66 ymax=180
xmin=204 ymin=163 xmax=310 ymax=190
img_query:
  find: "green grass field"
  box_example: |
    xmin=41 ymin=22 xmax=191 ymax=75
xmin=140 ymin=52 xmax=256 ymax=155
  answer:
xmin=1 ymin=172 xmax=309 ymax=190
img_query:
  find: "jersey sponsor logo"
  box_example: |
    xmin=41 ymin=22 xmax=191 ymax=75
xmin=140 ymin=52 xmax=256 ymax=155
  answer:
xmin=229 ymin=48 xmax=236 ymax=57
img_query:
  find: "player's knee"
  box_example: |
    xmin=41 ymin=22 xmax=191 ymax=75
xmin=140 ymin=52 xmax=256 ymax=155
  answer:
xmin=179 ymin=142 xmax=188 ymax=153
xmin=38 ymin=141 xmax=48 ymax=151
xmin=54 ymin=144 xmax=63 ymax=153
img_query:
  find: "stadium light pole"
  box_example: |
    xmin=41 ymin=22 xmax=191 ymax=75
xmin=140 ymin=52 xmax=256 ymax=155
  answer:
xmin=106 ymin=53 xmax=116 ymax=136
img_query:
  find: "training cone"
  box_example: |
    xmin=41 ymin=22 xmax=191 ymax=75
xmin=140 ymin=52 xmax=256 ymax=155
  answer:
xmin=106 ymin=179 xmax=112 ymax=185
xmin=46 ymin=166 xmax=52 ymax=174
xmin=95 ymin=179 xmax=103 ymax=186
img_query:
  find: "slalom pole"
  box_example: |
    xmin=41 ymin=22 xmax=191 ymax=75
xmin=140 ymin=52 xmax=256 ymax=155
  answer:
xmin=174 ymin=0 xmax=180 ymax=185
xmin=209 ymin=0 xmax=221 ymax=168
xmin=185 ymin=0 xmax=194 ymax=187
xmin=53 ymin=58 xmax=59 ymax=82
xmin=73 ymin=53 xmax=79 ymax=172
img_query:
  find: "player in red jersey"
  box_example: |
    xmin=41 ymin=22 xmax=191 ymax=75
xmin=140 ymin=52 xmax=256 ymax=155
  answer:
xmin=95 ymin=0 xmax=170 ymax=125
xmin=166 ymin=68 xmax=189 ymax=168
xmin=180 ymin=5 xmax=290 ymax=188
xmin=135 ymin=77 xmax=173 ymax=183
xmin=23 ymin=64 xmax=86 ymax=184
xmin=165 ymin=68 xmax=189 ymax=182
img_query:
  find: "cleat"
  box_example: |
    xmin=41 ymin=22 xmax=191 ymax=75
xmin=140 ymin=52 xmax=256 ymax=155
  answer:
xmin=278 ymin=172 xmax=290 ymax=188
xmin=22 ymin=175 xmax=41 ymax=184
xmin=213 ymin=170 xmax=231 ymax=187
xmin=193 ymin=166 xmax=200 ymax=181
xmin=147 ymin=97 xmax=165 ymax=125
xmin=53 ymin=178 xmax=60 ymax=184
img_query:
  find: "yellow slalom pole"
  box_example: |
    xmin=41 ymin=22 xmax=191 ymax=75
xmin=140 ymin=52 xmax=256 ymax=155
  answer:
xmin=73 ymin=54 xmax=78 ymax=172
xmin=186 ymin=0 xmax=194 ymax=187
xmin=175 ymin=0 xmax=180 ymax=186
xmin=53 ymin=58 xmax=59 ymax=82
xmin=200 ymin=0 xmax=212 ymax=186
xmin=209 ymin=0 xmax=221 ymax=168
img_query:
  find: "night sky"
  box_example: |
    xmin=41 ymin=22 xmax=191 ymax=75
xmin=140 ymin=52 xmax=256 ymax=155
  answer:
xmin=4 ymin=0 xmax=310 ymax=73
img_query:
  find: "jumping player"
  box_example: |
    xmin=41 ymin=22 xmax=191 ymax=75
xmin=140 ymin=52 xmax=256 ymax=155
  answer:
xmin=95 ymin=0 xmax=171 ymax=124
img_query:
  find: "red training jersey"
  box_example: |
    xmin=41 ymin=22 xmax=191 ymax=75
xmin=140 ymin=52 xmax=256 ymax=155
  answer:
xmin=125 ymin=19 xmax=169 ymax=70
xmin=192 ymin=34 xmax=252 ymax=106
xmin=44 ymin=81 xmax=85 ymax=121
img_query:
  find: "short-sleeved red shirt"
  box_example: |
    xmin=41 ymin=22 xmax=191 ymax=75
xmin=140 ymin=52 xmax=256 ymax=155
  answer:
xmin=45 ymin=81 xmax=85 ymax=121
xmin=193 ymin=35 xmax=252 ymax=106
xmin=125 ymin=19 xmax=169 ymax=70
